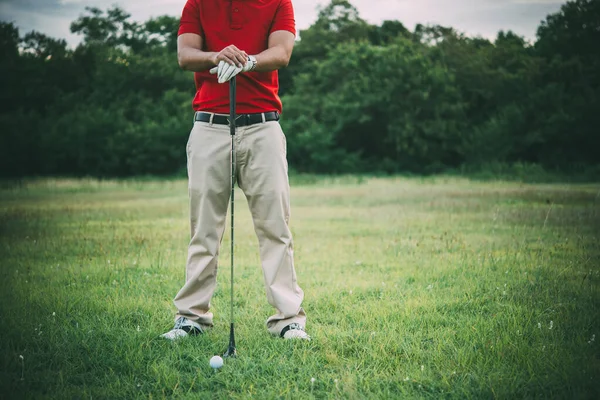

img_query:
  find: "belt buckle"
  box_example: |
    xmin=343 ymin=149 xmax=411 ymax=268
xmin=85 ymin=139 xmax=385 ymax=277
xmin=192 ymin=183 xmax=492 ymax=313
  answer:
xmin=227 ymin=114 xmax=239 ymax=127
xmin=234 ymin=114 xmax=249 ymax=126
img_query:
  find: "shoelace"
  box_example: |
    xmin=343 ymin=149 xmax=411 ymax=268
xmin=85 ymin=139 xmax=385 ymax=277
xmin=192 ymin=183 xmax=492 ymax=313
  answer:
xmin=173 ymin=317 xmax=186 ymax=330
xmin=280 ymin=323 xmax=305 ymax=337
xmin=173 ymin=317 xmax=203 ymax=335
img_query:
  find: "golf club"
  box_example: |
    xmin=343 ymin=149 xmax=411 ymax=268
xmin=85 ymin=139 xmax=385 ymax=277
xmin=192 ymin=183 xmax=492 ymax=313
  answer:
xmin=224 ymin=76 xmax=237 ymax=358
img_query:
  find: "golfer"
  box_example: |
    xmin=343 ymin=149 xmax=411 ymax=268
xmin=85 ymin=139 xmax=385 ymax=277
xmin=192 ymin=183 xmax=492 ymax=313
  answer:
xmin=162 ymin=0 xmax=309 ymax=341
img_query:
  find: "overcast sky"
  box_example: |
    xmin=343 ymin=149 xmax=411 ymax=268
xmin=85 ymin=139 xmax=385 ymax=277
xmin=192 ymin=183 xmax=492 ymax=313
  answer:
xmin=0 ymin=0 xmax=566 ymax=47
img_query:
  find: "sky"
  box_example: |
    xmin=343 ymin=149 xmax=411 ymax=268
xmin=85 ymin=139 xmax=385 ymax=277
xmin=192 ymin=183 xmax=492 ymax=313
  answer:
xmin=0 ymin=0 xmax=567 ymax=47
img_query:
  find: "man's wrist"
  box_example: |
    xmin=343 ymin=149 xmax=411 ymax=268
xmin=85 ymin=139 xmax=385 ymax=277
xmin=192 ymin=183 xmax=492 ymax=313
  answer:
xmin=209 ymin=52 xmax=219 ymax=66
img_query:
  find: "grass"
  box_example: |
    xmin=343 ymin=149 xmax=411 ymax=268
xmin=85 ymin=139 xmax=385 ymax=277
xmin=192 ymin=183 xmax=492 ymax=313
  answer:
xmin=0 ymin=176 xmax=599 ymax=399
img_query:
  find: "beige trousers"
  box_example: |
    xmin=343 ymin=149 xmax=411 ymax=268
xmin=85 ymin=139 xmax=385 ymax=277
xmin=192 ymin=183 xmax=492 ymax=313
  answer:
xmin=173 ymin=118 xmax=306 ymax=336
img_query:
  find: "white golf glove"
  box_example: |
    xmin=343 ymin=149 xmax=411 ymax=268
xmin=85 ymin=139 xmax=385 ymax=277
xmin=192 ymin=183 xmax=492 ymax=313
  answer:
xmin=210 ymin=55 xmax=257 ymax=83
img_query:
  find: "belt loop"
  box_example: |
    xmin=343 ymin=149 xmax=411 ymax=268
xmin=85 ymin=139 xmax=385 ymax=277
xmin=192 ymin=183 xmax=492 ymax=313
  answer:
xmin=261 ymin=112 xmax=266 ymax=124
xmin=209 ymin=113 xmax=214 ymax=126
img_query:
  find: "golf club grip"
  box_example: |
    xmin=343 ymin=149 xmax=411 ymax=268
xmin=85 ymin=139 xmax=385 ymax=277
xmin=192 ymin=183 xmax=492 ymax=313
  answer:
xmin=229 ymin=77 xmax=236 ymax=137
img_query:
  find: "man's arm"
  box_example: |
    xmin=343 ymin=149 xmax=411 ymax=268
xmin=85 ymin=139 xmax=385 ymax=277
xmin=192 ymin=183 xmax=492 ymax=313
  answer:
xmin=209 ymin=30 xmax=296 ymax=83
xmin=253 ymin=30 xmax=295 ymax=72
xmin=177 ymin=33 xmax=248 ymax=71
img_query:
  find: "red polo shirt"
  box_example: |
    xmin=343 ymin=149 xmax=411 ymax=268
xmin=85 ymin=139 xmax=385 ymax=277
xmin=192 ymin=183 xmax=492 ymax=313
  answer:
xmin=178 ymin=0 xmax=296 ymax=114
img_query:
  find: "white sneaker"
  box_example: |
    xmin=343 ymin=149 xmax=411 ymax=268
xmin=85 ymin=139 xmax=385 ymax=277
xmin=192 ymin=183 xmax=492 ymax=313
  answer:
xmin=281 ymin=323 xmax=311 ymax=341
xmin=161 ymin=317 xmax=204 ymax=340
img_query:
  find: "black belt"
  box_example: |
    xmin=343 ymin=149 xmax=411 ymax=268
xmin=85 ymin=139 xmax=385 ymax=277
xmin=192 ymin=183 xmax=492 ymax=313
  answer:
xmin=194 ymin=111 xmax=279 ymax=127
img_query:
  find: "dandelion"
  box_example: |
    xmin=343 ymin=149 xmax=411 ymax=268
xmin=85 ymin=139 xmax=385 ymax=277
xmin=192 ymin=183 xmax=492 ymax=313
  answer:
xmin=19 ymin=355 xmax=24 ymax=380
xmin=349 ymin=290 xmax=353 ymax=295
xmin=421 ymin=365 xmax=424 ymax=372
xmin=549 ymin=321 xmax=554 ymax=330
xmin=52 ymin=312 xmax=55 ymax=316
xmin=404 ymin=376 xmax=410 ymax=382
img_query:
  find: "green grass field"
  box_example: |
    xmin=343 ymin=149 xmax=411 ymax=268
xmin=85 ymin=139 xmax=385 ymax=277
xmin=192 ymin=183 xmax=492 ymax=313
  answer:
xmin=1 ymin=176 xmax=599 ymax=399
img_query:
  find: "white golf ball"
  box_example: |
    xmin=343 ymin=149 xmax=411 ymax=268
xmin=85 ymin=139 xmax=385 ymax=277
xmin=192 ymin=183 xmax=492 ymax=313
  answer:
xmin=209 ymin=355 xmax=223 ymax=369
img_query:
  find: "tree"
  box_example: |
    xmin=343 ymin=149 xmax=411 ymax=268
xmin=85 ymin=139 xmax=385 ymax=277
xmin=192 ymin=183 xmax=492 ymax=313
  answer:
xmin=0 ymin=22 xmax=21 ymax=110
xmin=282 ymin=0 xmax=370 ymax=95
xmin=283 ymin=38 xmax=466 ymax=173
xmin=368 ymin=20 xmax=411 ymax=46
xmin=0 ymin=22 xmax=19 ymax=60
xmin=531 ymin=0 xmax=600 ymax=165
xmin=21 ymin=31 xmax=68 ymax=59
xmin=70 ymin=6 xmax=137 ymax=47
xmin=536 ymin=0 xmax=600 ymax=61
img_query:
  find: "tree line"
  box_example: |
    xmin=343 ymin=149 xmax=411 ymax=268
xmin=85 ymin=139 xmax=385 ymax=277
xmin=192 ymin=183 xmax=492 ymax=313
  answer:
xmin=0 ymin=0 xmax=598 ymax=178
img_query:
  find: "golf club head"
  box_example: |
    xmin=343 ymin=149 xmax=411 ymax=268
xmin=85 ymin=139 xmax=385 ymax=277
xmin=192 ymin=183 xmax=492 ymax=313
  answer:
xmin=223 ymin=323 xmax=237 ymax=358
xmin=223 ymin=345 xmax=237 ymax=358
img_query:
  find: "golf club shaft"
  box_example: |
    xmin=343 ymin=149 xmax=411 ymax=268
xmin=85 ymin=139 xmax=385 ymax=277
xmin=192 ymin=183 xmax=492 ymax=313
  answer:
xmin=226 ymin=76 xmax=237 ymax=357
xmin=229 ymin=76 xmax=236 ymax=326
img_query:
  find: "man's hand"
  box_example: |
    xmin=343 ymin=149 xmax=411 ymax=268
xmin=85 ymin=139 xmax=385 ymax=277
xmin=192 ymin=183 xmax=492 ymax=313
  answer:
xmin=213 ymin=45 xmax=248 ymax=69
xmin=210 ymin=56 xmax=256 ymax=83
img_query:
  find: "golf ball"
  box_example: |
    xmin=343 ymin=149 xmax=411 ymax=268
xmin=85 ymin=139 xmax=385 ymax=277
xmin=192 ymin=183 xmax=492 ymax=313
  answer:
xmin=209 ymin=355 xmax=223 ymax=369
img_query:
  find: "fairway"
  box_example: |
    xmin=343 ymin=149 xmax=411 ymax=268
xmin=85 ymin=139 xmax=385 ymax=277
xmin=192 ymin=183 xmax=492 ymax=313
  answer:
xmin=1 ymin=177 xmax=599 ymax=399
